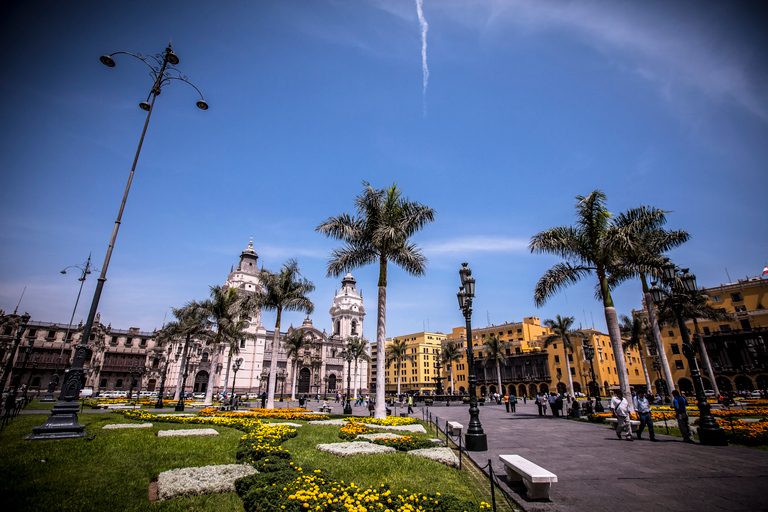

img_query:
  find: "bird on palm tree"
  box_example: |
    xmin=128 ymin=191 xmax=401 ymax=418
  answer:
xmin=257 ymin=259 xmax=315 ymax=409
xmin=283 ymin=327 xmax=309 ymax=401
xmin=482 ymin=334 xmax=508 ymax=397
xmin=441 ymin=340 xmax=462 ymax=395
xmin=192 ymin=285 xmax=255 ymax=405
xmin=541 ymin=315 xmax=581 ymax=396
xmin=655 ymin=286 xmax=731 ymax=397
xmin=530 ymin=190 xmax=670 ymax=406
xmin=386 ymin=338 xmax=415 ymax=396
xmin=317 ymin=181 xmax=435 ymax=419
xmin=346 ymin=336 xmax=371 ymax=400
xmin=608 ymin=207 xmax=690 ymax=396
xmin=619 ymin=313 xmax=653 ymax=393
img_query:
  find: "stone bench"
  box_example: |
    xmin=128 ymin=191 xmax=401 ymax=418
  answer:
xmin=499 ymin=454 xmax=557 ymax=500
xmin=320 ymin=406 xmax=332 ymax=414
xmin=606 ymin=418 xmax=641 ymax=431
xmin=447 ymin=421 xmax=463 ymax=436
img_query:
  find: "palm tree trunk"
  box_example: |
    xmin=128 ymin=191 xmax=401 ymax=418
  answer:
xmin=396 ymin=357 xmax=401 ymax=396
xmin=290 ymin=359 xmax=298 ymax=401
xmin=564 ymin=346 xmax=574 ymax=395
xmin=204 ymin=344 xmax=220 ymax=405
xmin=172 ymin=339 xmax=189 ymax=401
xmin=267 ymin=308 xmax=282 ymax=409
xmin=496 ymin=360 xmax=503 ymax=396
xmin=642 ymin=277 xmax=676 ymax=395
xmin=222 ymin=349 xmax=232 ymax=395
xmin=353 ymin=360 xmax=359 ymax=399
xmin=693 ymin=319 xmax=719 ymax=396
xmin=601 ymin=276 xmax=635 ymax=414
xmin=374 ymin=285 xmax=387 ymax=419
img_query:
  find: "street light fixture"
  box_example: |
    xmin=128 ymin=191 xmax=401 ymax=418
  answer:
xmin=341 ymin=346 xmax=354 ymax=415
xmin=28 ymin=43 xmax=207 ymax=441
xmin=457 ymin=263 xmax=487 ymax=451
xmin=42 ymin=254 xmax=95 ymax=403
xmin=582 ymin=341 xmax=604 ymax=412
xmin=175 ymin=340 xmax=192 ymax=412
xmin=649 ymin=259 xmax=727 ymax=446
xmin=231 ymin=358 xmax=243 ymax=398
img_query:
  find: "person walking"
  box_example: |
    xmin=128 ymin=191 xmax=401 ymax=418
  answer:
xmin=407 ymin=394 xmax=413 ymax=414
xmin=260 ymin=391 xmax=267 ymax=409
xmin=504 ymin=393 xmax=510 ymax=413
xmin=672 ymin=390 xmax=695 ymax=443
xmin=510 ymin=393 xmax=516 ymax=413
xmin=548 ymin=393 xmax=558 ymax=417
xmin=633 ymin=390 xmax=656 ymax=441
xmin=523 ymin=394 xmax=527 ymax=405
xmin=612 ymin=390 xmax=633 ymax=441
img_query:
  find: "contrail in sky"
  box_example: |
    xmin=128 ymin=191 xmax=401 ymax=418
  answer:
xmin=415 ymin=0 xmax=429 ymax=116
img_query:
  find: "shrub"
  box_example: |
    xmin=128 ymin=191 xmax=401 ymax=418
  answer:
xmin=371 ymin=435 xmax=435 ymax=452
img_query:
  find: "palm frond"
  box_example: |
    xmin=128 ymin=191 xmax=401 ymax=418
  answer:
xmin=534 ymin=263 xmax=593 ymax=307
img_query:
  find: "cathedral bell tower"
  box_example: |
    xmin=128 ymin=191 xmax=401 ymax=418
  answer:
xmin=328 ymin=271 xmax=365 ymax=341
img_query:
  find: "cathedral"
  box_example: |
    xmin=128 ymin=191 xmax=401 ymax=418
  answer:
xmin=163 ymin=240 xmax=370 ymax=399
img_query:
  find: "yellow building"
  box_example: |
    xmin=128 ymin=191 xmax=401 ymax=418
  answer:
xmin=443 ymin=317 xmax=646 ymax=398
xmin=371 ymin=332 xmax=446 ymax=395
xmin=640 ymin=274 xmax=768 ymax=395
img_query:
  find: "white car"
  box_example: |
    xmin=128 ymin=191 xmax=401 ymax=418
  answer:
xmin=704 ymin=390 xmax=715 ymax=397
xmin=751 ymin=390 xmax=763 ymax=398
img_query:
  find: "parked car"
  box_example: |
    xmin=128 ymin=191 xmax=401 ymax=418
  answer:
xmin=192 ymin=392 xmax=205 ymax=399
xmin=247 ymin=393 xmax=260 ymax=400
xmin=704 ymin=390 xmax=716 ymax=397
xmin=751 ymin=390 xmax=763 ymax=398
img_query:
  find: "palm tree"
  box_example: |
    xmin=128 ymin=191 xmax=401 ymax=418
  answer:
xmin=441 ymin=340 xmax=462 ymax=394
xmin=385 ymin=338 xmax=415 ymax=396
xmin=541 ymin=315 xmax=580 ymax=395
xmin=482 ymin=334 xmax=508 ymax=396
xmin=257 ymin=259 xmax=315 ymax=409
xmin=192 ymin=285 xmax=253 ymax=405
xmin=283 ymin=327 xmax=309 ymax=401
xmin=347 ymin=336 xmax=371 ymax=399
xmin=219 ymin=316 xmax=256 ymax=397
xmin=608 ymin=208 xmax=690 ymax=396
xmin=161 ymin=305 xmax=212 ymax=401
xmin=655 ymin=287 xmax=731 ymax=396
xmin=317 ymin=181 xmax=435 ymax=419
xmin=619 ymin=314 xmax=652 ymax=393
xmin=530 ymin=190 xmax=670 ymax=407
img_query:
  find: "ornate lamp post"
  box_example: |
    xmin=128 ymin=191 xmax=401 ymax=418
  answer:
xmin=0 ymin=312 xmax=31 ymax=402
xmin=127 ymin=362 xmax=145 ymax=402
xmin=175 ymin=342 xmax=192 ymax=412
xmin=231 ymin=358 xmax=243 ymax=397
xmin=154 ymin=347 xmax=173 ymax=409
xmin=28 ymin=44 xmax=207 ymax=440
xmin=457 ymin=263 xmax=487 ymax=451
xmin=277 ymin=368 xmax=286 ymax=403
xmin=341 ymin=346 xmax=354 ymax=415
xmin=582 ymin=341 xmax=604 ymax=412
xmin=650 ymin=260 xmax=727 ymax=446
xmin=41 ymin=255 xmax=94 ymax=402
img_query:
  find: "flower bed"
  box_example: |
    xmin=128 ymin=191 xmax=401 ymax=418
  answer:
xmin=371 ymin=435 xmax=435 ymax=452
xmin=316 ymin=441 xmax=396 ymax=457
xmin=157 ymin=464 xmax=256 ymax=501
xmin=198 ymin=407 xmax=325 ymax=422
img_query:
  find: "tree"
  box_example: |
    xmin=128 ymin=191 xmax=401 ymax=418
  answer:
xmin=347 ymin=336 xmax=371 ymax=399
xmin=482 ymin=334 xmax=508 ymax=397
xmin=608 ymin=207 xmax=690 ymax=396
xmin=655 ymin=287 xmax=731 ymax=396
xmin=192 ymin=285 xmax=254 ymax=405
xmin=441 ymin=340 xmax=462 ymax=394
xmin=160 ymin=305 xmax=212 ymax=401
xmin=619 ymin=314 xmax=652 ymax=393
xmin=283 ymin=327 xmax=309 ymax=401
xmin=530 ymin=190 xmax=669 ymax=409
xmin=541 ymin=315 xmax=580 ymax=396
xmin=317 ymin=181 xmax=435 ymax=418
xmin=257 ymin=259 xmax=315 ymax=409
xmin=219 ymin=316 xmax=257 ymax=397
xmin=385 ymin=338 xmax=415 ymax=396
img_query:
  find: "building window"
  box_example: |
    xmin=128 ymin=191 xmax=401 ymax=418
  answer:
xmin=554 ymin=355 xmax=560 ymax=363
xmin=730 ymin=292 xmax=743 ymax=302
xmin=668 ymin=331 xmax=674 ymax=337
xmin=570 ymin=367 xmax=576 ymax=375
xmin=202 ymin=352 xmax=209 ymax=362
xmin=710 ymin=295 xmax=722 ymax=302
xmin=47 ymin=330 xmax=56 ymax=339
xmin=703 ymin=326 xmax=710 ymax=334
xmin=671 ymin=344 xmax=680 ymax=354
xmin=240 ymin=339 xmax=246 ymax=348
xmin=675 ymin=360 xmax=684 ymax=370
xmin=734 ymin=305 xmax=747 ymax=313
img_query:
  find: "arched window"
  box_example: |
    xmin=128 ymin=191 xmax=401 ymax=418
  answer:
xmin=351 ymin=321 xmax=357 ymax=335
xmin=335 ymin=321 xmax=341 ymax=336
xmin=202 ymin=352 xmax=209 ymax=362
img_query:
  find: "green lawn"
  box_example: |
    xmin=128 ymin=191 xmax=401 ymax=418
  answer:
xmin=1 ymin=412 xmax=512 ymax=512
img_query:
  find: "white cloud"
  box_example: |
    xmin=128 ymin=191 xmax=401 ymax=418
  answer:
xmin=423 ymin=236 xmax=528 ymax=254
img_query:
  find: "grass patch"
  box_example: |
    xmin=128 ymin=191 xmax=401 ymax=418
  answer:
xmin=19 ymin=399 xmax=56 ymax=410
xmin=0 ymin=412 xmax=244 ymax=512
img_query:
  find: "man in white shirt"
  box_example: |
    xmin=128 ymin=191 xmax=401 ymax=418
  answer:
xmin=611 ymin=390 xmax=633 ymax=441
xmin=633 ymin=390 xmax=657 ymax=441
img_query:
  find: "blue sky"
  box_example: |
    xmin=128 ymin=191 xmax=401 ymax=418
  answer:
xmin=1 ymin=0 xmax=766 ymax=340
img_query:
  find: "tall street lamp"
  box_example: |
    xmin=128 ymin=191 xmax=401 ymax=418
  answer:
xmin=175 ymin=341 xmax=192 ymax=412
xmin=154 ymin=346 xmax=173 ymax=409
xmin=42 ymin=255 xmax=94 ymax=402
xmin=231 ymin=358 xmax=243 ymax=397
xmin=341 ymin=346 xmax=354 ymax=415
xmin=28 ymin=43 xmax=207 ymax=441
xmin=582 ymin=341 xmax=604 ymax=412
xmin=457 ymin=263 xmax=487 ymax=451
xmin=650 ymin=260 xmax=727 ymax=446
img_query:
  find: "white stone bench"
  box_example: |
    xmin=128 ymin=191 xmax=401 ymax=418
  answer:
xmin=606 ymin=418 xmax=641 ymax=432
xmin=499 ymin=454 xmax=557 ymax=500
xmin=320 ymin=406 xmax=332 ymax=414
xmin=447 ymin=421 xmax=463 ymax=436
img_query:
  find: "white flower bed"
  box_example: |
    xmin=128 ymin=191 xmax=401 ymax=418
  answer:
xmin=316 ymin=441 xmax=395 ymax=457
xmin=362 ymin=423 xmax=427 ymax=434
xmin=156 ymin=464 xmax=256 ymax=501
xmin=356 ymin=432 xmax=402 ymax=440
xmin=102 ymin=423 xmax=153 ymax=429
xmin=308 ymin=419 xmax=347 ymax=426
xmin=407 ymin=447 xmax=459 ymax=468
xmin=157 ymin=428 xmax=219 ymax=437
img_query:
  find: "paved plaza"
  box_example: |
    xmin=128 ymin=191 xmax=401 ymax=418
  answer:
xmin=20 ymin=399 xmax=768 ymax=511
